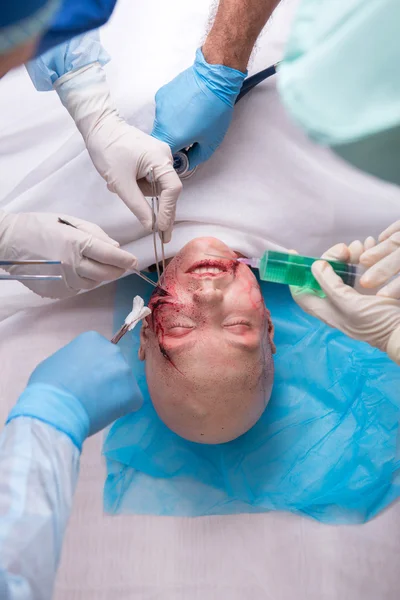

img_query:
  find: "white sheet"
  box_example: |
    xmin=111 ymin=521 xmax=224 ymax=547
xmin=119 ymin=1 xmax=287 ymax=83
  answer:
xmin=0 ymin=0 xmax=399 ymax=320
xmin=1 ymin=0 xmax=400 ymax=598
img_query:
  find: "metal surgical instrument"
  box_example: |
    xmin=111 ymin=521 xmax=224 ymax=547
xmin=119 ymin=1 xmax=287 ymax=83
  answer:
xmin=0 ymin=260 xmax=63 ymax=281
xmin=148 ymin=167 xmax=166 ymax=284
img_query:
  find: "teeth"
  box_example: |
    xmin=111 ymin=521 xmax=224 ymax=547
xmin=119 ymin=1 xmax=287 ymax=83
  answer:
xmin=192 ymin=266 xmax=224 ymax=274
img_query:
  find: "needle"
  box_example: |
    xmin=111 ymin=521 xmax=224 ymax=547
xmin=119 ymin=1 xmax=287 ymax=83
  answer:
xmin=205 ymin=253 xmax=239 ymax=261
xmin=132 ymin=269 xmax=158 ymax=288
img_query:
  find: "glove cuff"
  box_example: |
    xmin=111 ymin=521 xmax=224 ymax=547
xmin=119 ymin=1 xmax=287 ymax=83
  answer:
xmin=194 ymin=48 xmax=247 ymax=107
xmin=6 ymin=383 xmax=90 ymax=451
xmin=55 ymin=62 xmax=98 ymax=88
xmin=386 ymin=327 xmax=400 ymax=366
xmin=54 ymin=62 xmax=117 ymax=143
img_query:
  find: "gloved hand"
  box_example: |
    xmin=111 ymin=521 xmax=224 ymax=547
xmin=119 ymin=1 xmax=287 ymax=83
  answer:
xmin=151 ymin=49 xmax=246 ymax=169
xmin=0 ymin=211 xmax=137 ymax=299
xmin=55 ymin=62 xmax=182 ymax=242
xmin=290 ymin=239 xmax=400 ymax=365
xmin=359 ymin=220 xmax=400 ymax=298
xmin=6 ymin=331 xmax=143 ymax=450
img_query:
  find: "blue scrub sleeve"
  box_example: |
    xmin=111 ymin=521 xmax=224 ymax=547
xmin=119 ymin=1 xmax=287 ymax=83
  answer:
xmin=0 ymin=0 xmax=61 ymax=56
xmin=0 ymin=418 xmax=80 ymax=600
xmin=36 ymin=0 xmax=117 ymax=56
xmin=26 ymin=29 xmax=110 ymax=91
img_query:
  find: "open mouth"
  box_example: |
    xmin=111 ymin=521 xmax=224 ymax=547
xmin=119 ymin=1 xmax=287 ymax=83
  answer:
xmin=186 ymin=259 xmax=235 ymax=276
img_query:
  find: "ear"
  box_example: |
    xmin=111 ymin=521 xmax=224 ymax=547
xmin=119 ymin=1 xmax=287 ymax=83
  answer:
xmin=138 ymin=322 xmax=149 ymax=361
xmin=265 ymin=306 xmax=276 ymax=354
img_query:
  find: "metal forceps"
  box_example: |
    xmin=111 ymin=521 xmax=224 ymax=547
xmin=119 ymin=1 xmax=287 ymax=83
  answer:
xmin=0 ymin=260 xmax=63 ymax=281
xmin=149 ymin=167 xmax=166 ymax=284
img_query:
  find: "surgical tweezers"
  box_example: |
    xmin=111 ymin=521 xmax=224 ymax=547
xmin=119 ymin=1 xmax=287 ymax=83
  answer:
xmin=148 ymin=167 xmax=166 ymax=284
xmin=0 ymin=260 xmax=63 ymax=281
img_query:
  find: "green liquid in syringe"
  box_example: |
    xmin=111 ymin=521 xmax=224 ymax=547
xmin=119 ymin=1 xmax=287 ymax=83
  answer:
xmin=258 ymin=251 xmax=358 ymax=292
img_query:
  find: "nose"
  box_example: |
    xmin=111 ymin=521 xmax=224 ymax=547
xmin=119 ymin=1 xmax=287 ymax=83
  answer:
xmin=193 ymin=281 xmax=224 ymax=306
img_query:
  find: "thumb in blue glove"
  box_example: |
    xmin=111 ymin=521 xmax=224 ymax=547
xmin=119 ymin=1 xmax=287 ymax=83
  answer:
xmin=7 ymin=331 xmax=142 ymax=450
xmin=151 ymin=49 xmax=246 ymax=169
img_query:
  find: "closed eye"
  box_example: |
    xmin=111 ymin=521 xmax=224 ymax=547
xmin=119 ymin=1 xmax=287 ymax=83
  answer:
xmin=223 ymin=320 xmax=252 ymax=334
xmin=166 ymin=325 xmax=195 ymax=338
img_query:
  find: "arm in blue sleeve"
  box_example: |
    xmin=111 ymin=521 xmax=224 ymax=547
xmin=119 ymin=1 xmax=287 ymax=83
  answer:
xmin=36 ymin=0 xmax=118 ymax=56
xmin=26 ymin=29 xmax=110 ymax=91
xmin=0 ymin=417 xmax=80 ymax=600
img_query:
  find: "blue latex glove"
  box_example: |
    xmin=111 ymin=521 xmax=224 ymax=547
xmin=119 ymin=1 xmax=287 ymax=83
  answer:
xmin=151 ymin=49 xmax=246 ymax=169
xmin=7 ymin=331 xmax=143 ymax=451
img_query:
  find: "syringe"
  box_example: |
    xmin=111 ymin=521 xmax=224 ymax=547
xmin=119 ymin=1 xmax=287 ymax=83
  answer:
xmin=237 ymin=251 xmax=360 ymax=293
xmin=207 ymin=250 xmax=362 ymax=295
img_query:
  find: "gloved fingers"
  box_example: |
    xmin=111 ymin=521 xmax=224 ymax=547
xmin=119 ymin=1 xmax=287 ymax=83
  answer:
xmin=60 ymin=215 xmax=120 ymax=246
xmin=187 ymin=143 xmax=208 ymax=170
xmin=289 ymin=285 xmax=327 ymax=317
xmin=321 ymin=243 xmax=350 ymax=262
xmin=151 ymin=75 xmax=195 ymax=153
xmin=161 ymin=214 xmax=175 ymax=244
xmin=151 ymin=116 xmax=178 ymax=150
xmin=360 ymin=247 xmax=400 ymax=289
xmin=137 ymin=178 xmax=154 ymax=197
xmin=311 ymin=260 xmax=359 ymax=308
xmin=71 ymin=277 xmax=99 ymax=291
xmin=347 ymin=240 xmax=365 ymax=264
xmin=61 ymin=266 xmax=99 ymax=291
xmin=363 ymin=236 xmax=376 ymax=251
xmin=82 ymin=237 xmax=138 ymax=270
xmin=378 ymin=220 xmax=400 ymax=242
xmin=76 ymin=258 xmax=126 ymax=283
xmin=136 ymin=181 xmax=173 ymax=242
xmin=321 ymin=240 xmax=373 ymax=265
xmin=151 ymin=124 xmax=187 ymax=155
xmin=109 ymin=180 xmax=154 ymax=232
xmin=156 ymin=170 xmax=182 ymax=242
xmin=360 ymin=232 xmax=400 ymax=267
xmin=377 ymin=275 xmax=400 ymax=299
xmin=138 ymin=168 xmax=181 ymax=243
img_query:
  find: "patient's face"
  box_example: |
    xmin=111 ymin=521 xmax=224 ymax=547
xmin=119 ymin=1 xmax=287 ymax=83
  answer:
xmin=139 ymin=237 xmax=275 ymax=444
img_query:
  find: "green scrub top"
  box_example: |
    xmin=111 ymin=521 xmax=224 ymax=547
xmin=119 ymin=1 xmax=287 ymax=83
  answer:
xmin=277 ymin=0 xmax=400 ymax=185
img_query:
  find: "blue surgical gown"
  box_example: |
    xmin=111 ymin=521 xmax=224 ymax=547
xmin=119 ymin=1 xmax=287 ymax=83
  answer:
xmin=278 ymin=0 xmax=400 ymax=185
xmin=0 ymin=418 xmax=79 ymax=600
